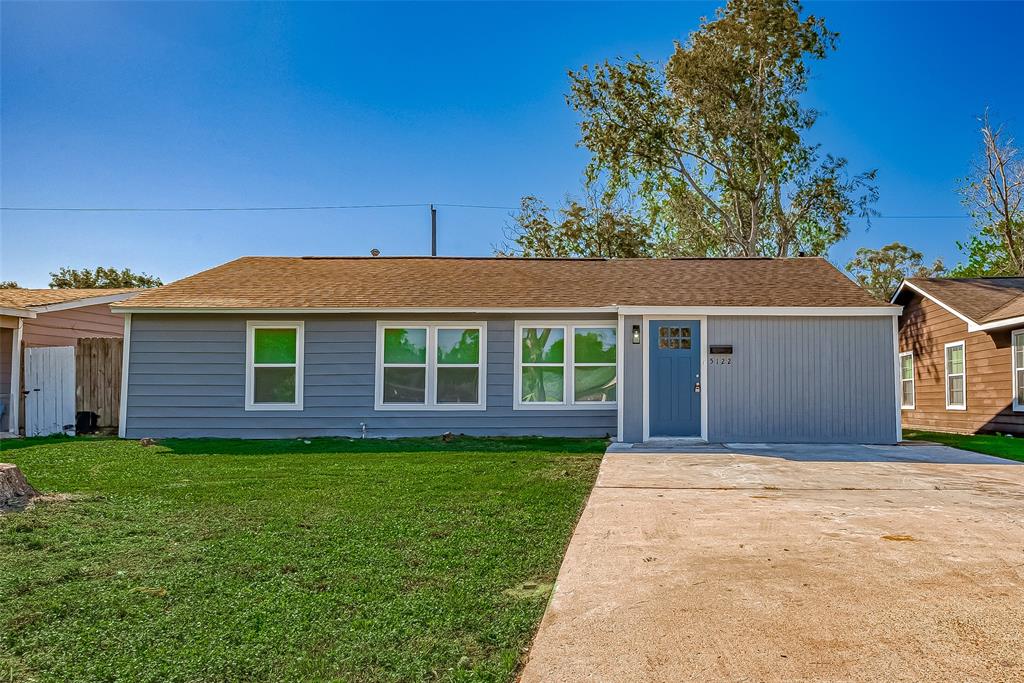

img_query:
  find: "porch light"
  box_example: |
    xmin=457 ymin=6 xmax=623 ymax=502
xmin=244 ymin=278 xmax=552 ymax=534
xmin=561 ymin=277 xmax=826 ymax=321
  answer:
xmin=631 ymin=325 xmax=641 ymax=344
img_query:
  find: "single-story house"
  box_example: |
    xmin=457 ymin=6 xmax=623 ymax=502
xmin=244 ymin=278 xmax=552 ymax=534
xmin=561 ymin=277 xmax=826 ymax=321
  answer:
xmin=1 ymin=288 xmax=139 ymax=436
xmin=111 ymin=256 xmax=903 ymax=443
xmin=893 ymin=276 xmax=1024 ymax=435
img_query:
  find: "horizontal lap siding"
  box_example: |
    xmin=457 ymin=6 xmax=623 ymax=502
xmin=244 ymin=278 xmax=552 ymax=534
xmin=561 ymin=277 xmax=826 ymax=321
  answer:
xmin=707 ymin=316 xmax=898 ymax=444
xmin=899 ymin=294 xmax=1024 ymax=435
xmin=125 ymin=314 xmax=617 ymax=439
xmin=22 ymin=304 xmax=124 ymax=347
xmin=0 ymin=328 xmax=11 ymax=431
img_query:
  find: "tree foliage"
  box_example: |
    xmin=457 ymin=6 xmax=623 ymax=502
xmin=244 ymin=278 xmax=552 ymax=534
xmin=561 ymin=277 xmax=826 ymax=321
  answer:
xmin=846 ymin=242 xmax=944 ymax=301
xmin=565 ymin=0 xmax=877 ymax=257
xmin=49 ymin=266 xmax=162 ymax=289
xmin=0 ymin=281 xmax=19 ymax=289
xmin=951 ymin=113 xmax=1024 ymax=277
xmin=502 ymin=194 xmax=654 ymax=258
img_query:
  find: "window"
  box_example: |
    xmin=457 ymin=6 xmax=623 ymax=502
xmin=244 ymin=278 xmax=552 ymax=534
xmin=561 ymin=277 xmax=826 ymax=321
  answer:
xmin=376 ymin=323 xmax=485 ymax=410
xmin=944 ymin=341 xmax=966 ymax=410
xmin=1013 ymin=331 xmax=1024 ymax=412
xmin=515 ymin=322 xmax=617 ymax=409
xmin=246 ymin=322 xmax=303 ymax=411
xmin=899 ymin=351 xmax=915 ymax=409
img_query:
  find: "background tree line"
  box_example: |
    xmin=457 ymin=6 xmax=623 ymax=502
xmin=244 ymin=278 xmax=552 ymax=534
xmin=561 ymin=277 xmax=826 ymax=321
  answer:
xmin=501 ymin=0 xmax=1023 ymax=301
xmin=0 ymin=266 xmax=162 ymax=290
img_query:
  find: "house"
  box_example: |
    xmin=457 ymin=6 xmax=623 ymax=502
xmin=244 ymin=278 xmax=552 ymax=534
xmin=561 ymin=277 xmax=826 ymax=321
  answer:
xmin=893 ymin=276 xmax=1024 ymax=435
xmin=1 ymin=288 xmax=140 ymax=436
xmin=111 ymin=256 xmax=902 ymax=443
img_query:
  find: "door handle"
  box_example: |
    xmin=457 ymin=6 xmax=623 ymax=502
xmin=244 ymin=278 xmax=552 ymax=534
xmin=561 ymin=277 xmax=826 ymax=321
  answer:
xmin=694 ymin=382 xmax=701 ymax=393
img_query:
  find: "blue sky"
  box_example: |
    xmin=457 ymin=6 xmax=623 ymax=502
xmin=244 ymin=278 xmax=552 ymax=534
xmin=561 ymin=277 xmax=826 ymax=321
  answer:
xmin=2 ymin=1 xmax=1022 ymax=287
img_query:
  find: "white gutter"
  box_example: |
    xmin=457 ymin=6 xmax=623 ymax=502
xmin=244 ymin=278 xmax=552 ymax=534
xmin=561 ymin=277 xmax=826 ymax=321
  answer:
xmin=0 ymin=307 xmax=35 ymax=319
xmin=28 ymin=291 xmax=139 ymax=314
xmin=113 ymin=304 xmax=901 ymax=316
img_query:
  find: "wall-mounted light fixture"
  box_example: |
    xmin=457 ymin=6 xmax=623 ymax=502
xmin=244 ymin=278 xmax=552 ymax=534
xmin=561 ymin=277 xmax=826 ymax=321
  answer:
xmin=631 ymin=324 xmax=641 ymax=344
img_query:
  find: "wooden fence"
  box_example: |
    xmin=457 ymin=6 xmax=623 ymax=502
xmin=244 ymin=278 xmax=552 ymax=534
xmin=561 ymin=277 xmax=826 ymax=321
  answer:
xmin=76 ymin=337 xmax=123 ymax=428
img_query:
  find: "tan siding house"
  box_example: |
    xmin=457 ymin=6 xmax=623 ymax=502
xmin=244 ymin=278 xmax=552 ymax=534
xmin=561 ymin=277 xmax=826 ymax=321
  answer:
xmin=1 ymin=289 xmax=139 ymax=434
xmin=894 ymin=277 xmax=1024 ymax=435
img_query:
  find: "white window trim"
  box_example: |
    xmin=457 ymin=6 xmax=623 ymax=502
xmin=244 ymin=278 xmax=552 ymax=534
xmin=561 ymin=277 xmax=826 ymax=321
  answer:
xmin=944 ymin=340 xmax=966 ymax=411
xmin=899 ymin=351 xmax=915 ymax=410
xmin=513 ymin=321 xmax=618 ymax=410
xmin=1013 ymin=330 xmax=1024 ymax=413
xmin=374 ymin=322 xmax=487 ymax=411
xmin=245 ymin=321 xmax=304 ymax=411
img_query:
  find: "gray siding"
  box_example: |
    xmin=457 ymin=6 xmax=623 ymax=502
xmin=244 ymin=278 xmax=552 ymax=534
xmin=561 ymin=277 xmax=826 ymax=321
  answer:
xmin=706 ymin=316 xmax=898 ymax=444
xmin=621 ymin=315 xmax=643 ymax=442
xmin=124 ymin=314 xmax=617 ymax=439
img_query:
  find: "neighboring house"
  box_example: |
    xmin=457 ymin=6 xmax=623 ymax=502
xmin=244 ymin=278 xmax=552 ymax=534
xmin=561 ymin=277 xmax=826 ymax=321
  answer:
xmin=1 ymin=289 xmax=139 ymax=435
xmin=893 ymin=276 xmax=1024 ymax=435
xmin=111 ymin=256 xmax=902 ymax=443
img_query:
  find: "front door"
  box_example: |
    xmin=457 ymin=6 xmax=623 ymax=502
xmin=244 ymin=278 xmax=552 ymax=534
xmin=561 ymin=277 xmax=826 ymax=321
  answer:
xmin=649 ymin=320 xmax=701 ymax=437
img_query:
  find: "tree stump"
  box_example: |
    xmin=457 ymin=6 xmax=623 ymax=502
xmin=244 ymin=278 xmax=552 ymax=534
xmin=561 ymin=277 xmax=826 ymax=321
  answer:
xmin=0 ymin=463 xmax=38 ymax=510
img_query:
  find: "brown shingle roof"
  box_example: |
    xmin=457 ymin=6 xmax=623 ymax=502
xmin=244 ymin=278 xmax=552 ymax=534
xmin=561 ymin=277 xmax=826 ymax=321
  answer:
xmin=902 ymin=277 xmax=1024 ymax=324
xmin=114 ymin=256 xmax=888 ymax=310
xmin=0 ymin=288 xmax=139 ymax=311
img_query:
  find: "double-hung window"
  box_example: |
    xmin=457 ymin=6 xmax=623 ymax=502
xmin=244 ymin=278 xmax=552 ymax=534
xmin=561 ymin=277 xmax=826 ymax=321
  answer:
xmin=376 ymin=323 xmax=486 ymax=409
xmin=246 ymin=321 xmax=304 ymax=410
xmin=899 ymin=352 xmax=915 ymax=409
xmin=515 ymin=322 xmax=617 ymax=409
xmin=1013 ymin=331 xmax=1024 ymax=412
xmin=944 ymin=341 xmax=966 ymax=410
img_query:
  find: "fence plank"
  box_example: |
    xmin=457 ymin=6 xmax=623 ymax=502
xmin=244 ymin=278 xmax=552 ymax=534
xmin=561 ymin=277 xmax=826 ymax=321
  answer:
xmin=76 ymin=338 xmax=124 ymax=428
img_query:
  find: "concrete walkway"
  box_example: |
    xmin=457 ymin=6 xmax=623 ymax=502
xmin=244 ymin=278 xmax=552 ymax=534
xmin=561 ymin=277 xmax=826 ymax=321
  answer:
xmin=520 ymin=444 xmax=1024 ymax=682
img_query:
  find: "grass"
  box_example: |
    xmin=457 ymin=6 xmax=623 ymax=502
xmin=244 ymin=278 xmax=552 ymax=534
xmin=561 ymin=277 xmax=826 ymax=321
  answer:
xmin=0 ymin=435 xmax=607 ymax=682
xmin=903 ymin=429 xmax=1024 ymax=463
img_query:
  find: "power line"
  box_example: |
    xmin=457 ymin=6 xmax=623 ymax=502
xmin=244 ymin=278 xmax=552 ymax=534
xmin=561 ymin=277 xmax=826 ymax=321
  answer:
xmin=0 ymin=202 xmax=519 ymax=212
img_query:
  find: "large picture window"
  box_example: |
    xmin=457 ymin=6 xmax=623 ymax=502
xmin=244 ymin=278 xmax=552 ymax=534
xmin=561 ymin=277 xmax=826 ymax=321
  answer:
xmin=515 ymin=322 xmax=617 ymax=409
xmin=376 ymin=323 xmax=486 ymax=410
xmin=246 ymin=321 xmax=304 ymax=411
xmin=899 ymin=351 xmax=915 ymax=409
xmin=945 ymin=341 xmax=966 ymax=410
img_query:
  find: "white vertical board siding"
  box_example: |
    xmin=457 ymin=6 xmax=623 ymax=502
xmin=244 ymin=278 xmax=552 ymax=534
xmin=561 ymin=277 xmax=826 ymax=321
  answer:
xmin=24 ymin=346 xmax=76 ymax=436
xmin=124 ymin=313 xmax=618 ymax=439
xmin=706 ymin=316 xmax=898 ymax=444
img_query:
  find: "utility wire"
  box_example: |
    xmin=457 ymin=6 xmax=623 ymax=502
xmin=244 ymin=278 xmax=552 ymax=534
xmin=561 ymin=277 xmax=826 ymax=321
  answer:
xmin=0 ymin=204 xmax=965 ymax=218
xmin=0 ymin=202 xmax=519 ymax=212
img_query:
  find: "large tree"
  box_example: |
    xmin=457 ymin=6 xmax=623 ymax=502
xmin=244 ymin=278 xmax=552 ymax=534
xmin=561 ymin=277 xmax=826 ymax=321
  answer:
xmin=502 ymin=194 xmax=654 ymax=258
xmin=846 ymin=242 xmax=944 ymax=301
xmin=951 ymin=113 xmax=1024 ymax=277
xmin=564 ymin=0 xmax=877 ymax=257
xmin=49 ymin=266 xmax=162 ymax=289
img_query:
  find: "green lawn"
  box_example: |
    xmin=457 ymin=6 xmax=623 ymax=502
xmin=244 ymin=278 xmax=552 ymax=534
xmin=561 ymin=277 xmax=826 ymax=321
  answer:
xmin=903 ymin=429 xmax=1024 ymax=463
xmin=0 ymin=435 xmax=607 ymax=683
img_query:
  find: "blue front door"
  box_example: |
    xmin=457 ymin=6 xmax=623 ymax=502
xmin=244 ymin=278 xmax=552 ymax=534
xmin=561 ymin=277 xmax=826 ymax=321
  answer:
xmin=649 ymin=320 xmax=701 ymax=437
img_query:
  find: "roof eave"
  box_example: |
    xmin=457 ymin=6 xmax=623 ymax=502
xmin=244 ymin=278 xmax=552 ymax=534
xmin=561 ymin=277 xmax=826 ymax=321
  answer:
xmin=29 ymin=291 xmax=141 ymax=314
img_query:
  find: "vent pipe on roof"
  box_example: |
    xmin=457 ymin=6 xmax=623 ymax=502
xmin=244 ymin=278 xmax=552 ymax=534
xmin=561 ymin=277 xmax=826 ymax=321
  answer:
xmin=431 ymin=204 xmax=437 ymax=256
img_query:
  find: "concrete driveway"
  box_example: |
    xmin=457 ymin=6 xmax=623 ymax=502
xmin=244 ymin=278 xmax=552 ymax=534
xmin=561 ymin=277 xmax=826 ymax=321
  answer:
xmin=520 ymin=444 xmax=1024 ymax=682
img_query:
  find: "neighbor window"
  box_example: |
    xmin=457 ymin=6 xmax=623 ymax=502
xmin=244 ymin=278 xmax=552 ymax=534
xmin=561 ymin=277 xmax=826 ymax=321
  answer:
xmin=944 ymin=341 xmax=966 ymax=410
xmin=376 ymin=323 xmax=485 ymax=409
xmin=246 ymin=321 xmax=303 ymax=411
xmin=1013 ymin=331 xmax=1024 ymax=412
xmin=516 ymin=322 xmax=617 ymax=408
xmin=899 ymin=352 xmax=915 ymax=409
